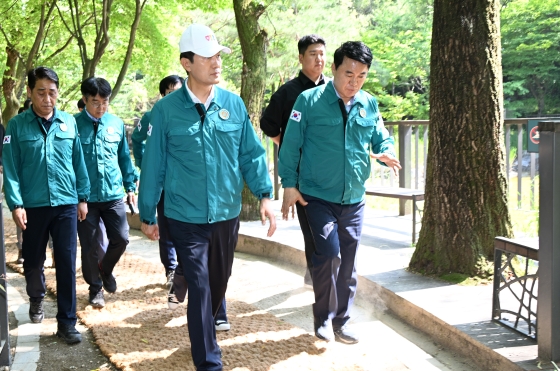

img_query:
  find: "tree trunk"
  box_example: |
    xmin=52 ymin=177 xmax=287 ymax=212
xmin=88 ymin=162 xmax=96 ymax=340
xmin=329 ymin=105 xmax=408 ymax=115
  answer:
xmin=111 ymin=0 xmax=147 ymax=101
xmin=1 ymin=1 xmax=56 ymax=126
xmin=409 ymin=0 xmax=512 ymax=276
xmin=1 ymin=46 xmax=21 ymax=127
xmin=233 ymin=0 xmax=268 ymax=221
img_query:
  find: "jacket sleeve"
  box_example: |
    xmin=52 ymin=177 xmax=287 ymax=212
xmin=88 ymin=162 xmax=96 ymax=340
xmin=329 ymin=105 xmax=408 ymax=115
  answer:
xmin=72 ymin=119 xmax=91 ymax=201
xmin=3 ymin=119 xmax=23 ymax=210
xmin=370 ymin=101 xmax=396 ymax=166
xmin=138 ymin=105 xmax=166 ymax=223
xmin=239 ymin=111 xmax=273 ymax=199
xmin=117 ymin=120 xmax=137 ymax=192
xmin=131 ymin=111 xmax=150 ymax=170
xmin=259 ymin=90 xmax=284 ymax=138
xmin=278 ymin=95 xmax=307 ymax=188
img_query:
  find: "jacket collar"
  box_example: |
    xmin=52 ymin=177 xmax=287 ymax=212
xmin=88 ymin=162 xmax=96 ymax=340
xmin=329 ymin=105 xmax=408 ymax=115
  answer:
xmin=180 ymin=81 xmax=222 ymax=111
xmin=324 ymin=80 xmax=368 ymax=109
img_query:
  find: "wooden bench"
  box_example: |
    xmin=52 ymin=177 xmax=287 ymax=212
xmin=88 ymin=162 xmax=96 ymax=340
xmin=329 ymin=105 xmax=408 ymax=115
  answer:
xmin=365 ymin=187 xmax=425 ymax=244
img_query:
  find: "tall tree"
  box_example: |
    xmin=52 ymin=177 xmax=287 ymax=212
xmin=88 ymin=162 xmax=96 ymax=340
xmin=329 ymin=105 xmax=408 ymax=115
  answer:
xmin=409 ymin=0 xmax=512 ymax=276
xmin=233 ymin=0 xmax=268 ymax=220
xmin=109 ymin=0 xmax=148 ymax=100
xmin=57 ymin=0 xmax=114 ymax=81
xmin=0 ymin=0 xmax=59 ymax=125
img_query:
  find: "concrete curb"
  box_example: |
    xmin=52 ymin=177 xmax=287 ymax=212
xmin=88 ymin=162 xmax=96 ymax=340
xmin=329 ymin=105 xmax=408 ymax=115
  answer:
xmin=236 ymin=234 xmax=523 ymax=371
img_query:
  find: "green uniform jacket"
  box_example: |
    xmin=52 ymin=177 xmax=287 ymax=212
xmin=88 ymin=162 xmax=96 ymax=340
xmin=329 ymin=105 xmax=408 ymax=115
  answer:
xmin=3 ymin=108 xmax=90 ymax=211
xmin=138 ymin=84 xmax=273 ymax=225
xmin=278 ymin=81 xmax=396 ymax=205
xmin=131 ymin=110 xmax=151 ymax=169
xmin=75 ymin=110 xmax=137 ymax=203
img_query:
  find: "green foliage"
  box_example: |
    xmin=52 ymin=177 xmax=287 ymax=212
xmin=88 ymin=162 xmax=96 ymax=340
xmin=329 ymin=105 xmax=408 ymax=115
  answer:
xmin=502 ymin=0 xmax=560 ymax=117
xmin=360 ymin=0 xmax=432 ymax=120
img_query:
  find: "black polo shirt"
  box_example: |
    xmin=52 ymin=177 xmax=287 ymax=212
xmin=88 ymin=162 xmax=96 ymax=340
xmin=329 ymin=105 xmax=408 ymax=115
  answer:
xmin=260 ymin=71 xmax=327 ymax=149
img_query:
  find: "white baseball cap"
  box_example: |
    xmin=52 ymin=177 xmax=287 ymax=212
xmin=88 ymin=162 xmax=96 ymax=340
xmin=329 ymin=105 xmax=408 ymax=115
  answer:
xmin=179 ymin=24 xmax=232 ymax=58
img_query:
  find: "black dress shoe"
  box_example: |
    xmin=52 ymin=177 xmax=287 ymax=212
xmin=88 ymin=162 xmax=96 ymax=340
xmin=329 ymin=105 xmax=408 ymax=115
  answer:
xmin=29 ymin=300 xmax=44 ymax=323
xmin=99 ymin=264 xmax=117 ymax=293
xmin=56 ymin=323 xmax=82 ymax=344
xmin=89 ymin=289 xmax=105 ymax=308
xmin=334 ymin=325 xmax=359 ymax=344
xmin=314 ymin=317 xmax=334 ymax=342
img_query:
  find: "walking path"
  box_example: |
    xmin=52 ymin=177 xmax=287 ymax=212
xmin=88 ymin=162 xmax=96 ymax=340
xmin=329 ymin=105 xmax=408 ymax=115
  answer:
xmin=2 ymin=199 xmax=544 ymax=370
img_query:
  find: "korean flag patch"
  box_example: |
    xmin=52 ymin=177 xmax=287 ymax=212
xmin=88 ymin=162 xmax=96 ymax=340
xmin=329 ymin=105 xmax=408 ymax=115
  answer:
xmin=137 ymin=122 xmax=142 ymax=131
xmin=147 ymin=124 xmax=153 ymax=136
xmin=3 ymin=135 xmax=11 ymax=144
xmin=290 ymin=110 xmax=302 ymax=122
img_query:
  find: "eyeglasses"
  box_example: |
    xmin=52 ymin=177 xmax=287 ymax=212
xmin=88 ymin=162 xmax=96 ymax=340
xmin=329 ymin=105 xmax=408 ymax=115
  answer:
xmin=90 ymin=101 xmax=109 ymax=109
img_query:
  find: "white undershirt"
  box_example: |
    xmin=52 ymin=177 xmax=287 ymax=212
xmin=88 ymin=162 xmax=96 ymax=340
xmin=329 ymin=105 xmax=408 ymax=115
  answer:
xmin=333 ymin=87 xmax=355 ymax=113
xmin=185 ymin=78 xmax=214 ymax=110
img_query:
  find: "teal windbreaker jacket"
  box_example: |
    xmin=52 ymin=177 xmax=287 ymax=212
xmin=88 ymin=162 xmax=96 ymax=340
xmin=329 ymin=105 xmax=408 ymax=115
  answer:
xmin=131 ymin=110 xmax=151 ymax=170
xmin=278 ymin=81 xmax=396 ymax=204
xmin=138 ymin=84 xmax=273 ymax=224
xmin=3 ymin=108 xmax=90 ymax=210
xmin=75 ymin=110 xmax=137 ymax=202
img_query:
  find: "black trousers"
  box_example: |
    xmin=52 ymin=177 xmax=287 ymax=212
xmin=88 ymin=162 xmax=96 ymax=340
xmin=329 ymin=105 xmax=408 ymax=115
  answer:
xmin=302 ymin=194 xmax=364 ymax=329
xmin=77 ymin=199 xmax=129 ymax=293
xmin=167 ymin=217 xmax=239 ymax=371
xmin=296 ymin=201 xmax=315 ymax=273
xmin=23 ymin=205 xmax=78 ymax=326
xmin=157 ymin=191 xmax=177 ymax=274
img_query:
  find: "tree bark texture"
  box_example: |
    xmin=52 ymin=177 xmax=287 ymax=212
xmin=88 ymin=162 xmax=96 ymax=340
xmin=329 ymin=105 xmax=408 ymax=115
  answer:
xmin=409 ymin=0 xmax=513 ymax=276
xmin=233 ymin=0 xmax=268 ymax=221
xmin=1 ymin=46 xmax=21 ymax=127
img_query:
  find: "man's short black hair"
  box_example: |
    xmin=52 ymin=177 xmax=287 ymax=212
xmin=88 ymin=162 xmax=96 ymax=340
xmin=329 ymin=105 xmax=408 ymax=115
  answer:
xmin=28 ymin=67 xmax=59 ymax=90
xmin=23 ymin=98 xmax=32 ymax=109
xmin=159 ymin=75 xmax=184 ymax=96
xmin=179 ymin=52 xmax=195 ymax=75
xmin=180 ymin=52 xmax=195 ymax=63
xmin=298 ymin=34 xmax=326 ymax=56
xmin=18 ymin=107 xmax=25 ymax=114
xmin=333 ymin=41 xmax=373 ymax=70
xmin=77 ymin=99 xmax=86 ymax=109
xmin=81 ymin=77 xmax=112 ymax=99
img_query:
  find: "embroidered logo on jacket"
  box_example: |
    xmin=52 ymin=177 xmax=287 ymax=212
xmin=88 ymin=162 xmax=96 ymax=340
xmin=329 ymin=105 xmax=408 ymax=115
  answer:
xmin=3 ymin=135 xmax=10 ymax=144
xmin=147 ymin=124 xmax=153 ymax=136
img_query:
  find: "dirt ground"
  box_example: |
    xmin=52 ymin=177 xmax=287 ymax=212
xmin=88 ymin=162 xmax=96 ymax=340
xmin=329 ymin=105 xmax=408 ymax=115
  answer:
xmin=7 ymin=268 xmax=118 ymax=371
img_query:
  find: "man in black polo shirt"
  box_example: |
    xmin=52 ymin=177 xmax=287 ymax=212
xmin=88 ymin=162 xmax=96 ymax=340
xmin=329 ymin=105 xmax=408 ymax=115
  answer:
xmin=260 ymin=34 xmax=327 ymax=287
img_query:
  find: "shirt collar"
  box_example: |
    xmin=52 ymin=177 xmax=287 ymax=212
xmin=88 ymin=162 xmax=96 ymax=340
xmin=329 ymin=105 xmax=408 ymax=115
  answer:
xmin=185 ymin=78 xmax=214 ymax=110
xmin=297 ymin=70 xmax=327 ymax=87
xmin=31 ymin=106 xmax=56 ymax=124
xmin=332 ymin=85 xmax=355 ymax=112
xmin=84 ymin=109 xmax=102 ymax=123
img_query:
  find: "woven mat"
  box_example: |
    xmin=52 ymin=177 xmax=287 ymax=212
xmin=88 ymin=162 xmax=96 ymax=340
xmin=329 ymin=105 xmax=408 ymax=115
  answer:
xmin=4 ymin=219 xmax=370 ymax=371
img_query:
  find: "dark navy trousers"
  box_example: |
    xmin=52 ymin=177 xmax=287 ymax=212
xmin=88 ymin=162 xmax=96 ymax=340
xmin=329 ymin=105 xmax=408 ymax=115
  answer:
xmin=157 ymin=191 xmax=177 ymax=275
xmin=77 ymin=199 xmax=129 ymax=293
xmin=302 ymin=194 xmax=364 ymax=329
xmin=22 ymin=205 xmax=78 ymax=326
xmin=174 ymin=265 xmax=228 ymax=322
xmin=167 ymin=217 xmax=239 ymax=371
xmin=296 ymin=201 xmax=315 ymax=273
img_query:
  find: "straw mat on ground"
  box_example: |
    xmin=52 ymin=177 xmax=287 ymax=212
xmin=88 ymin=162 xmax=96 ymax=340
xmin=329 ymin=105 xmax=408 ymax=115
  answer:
xmin=4 ymin=220 xmax=368 ymax=371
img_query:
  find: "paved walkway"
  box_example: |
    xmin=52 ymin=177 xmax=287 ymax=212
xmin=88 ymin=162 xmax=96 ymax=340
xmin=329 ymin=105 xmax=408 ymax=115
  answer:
xmin=2 ymin=199 xmax=543 ymax=370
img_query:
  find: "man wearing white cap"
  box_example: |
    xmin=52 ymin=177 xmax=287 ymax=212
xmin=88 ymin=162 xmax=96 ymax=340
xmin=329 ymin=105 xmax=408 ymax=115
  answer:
xmin=138 ymin=24 xmax=276 ymax=371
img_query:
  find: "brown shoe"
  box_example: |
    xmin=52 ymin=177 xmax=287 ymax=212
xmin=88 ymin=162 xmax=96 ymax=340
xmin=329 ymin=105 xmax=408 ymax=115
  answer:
xmin=17 ymin=249 xmax=24 ymax=264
